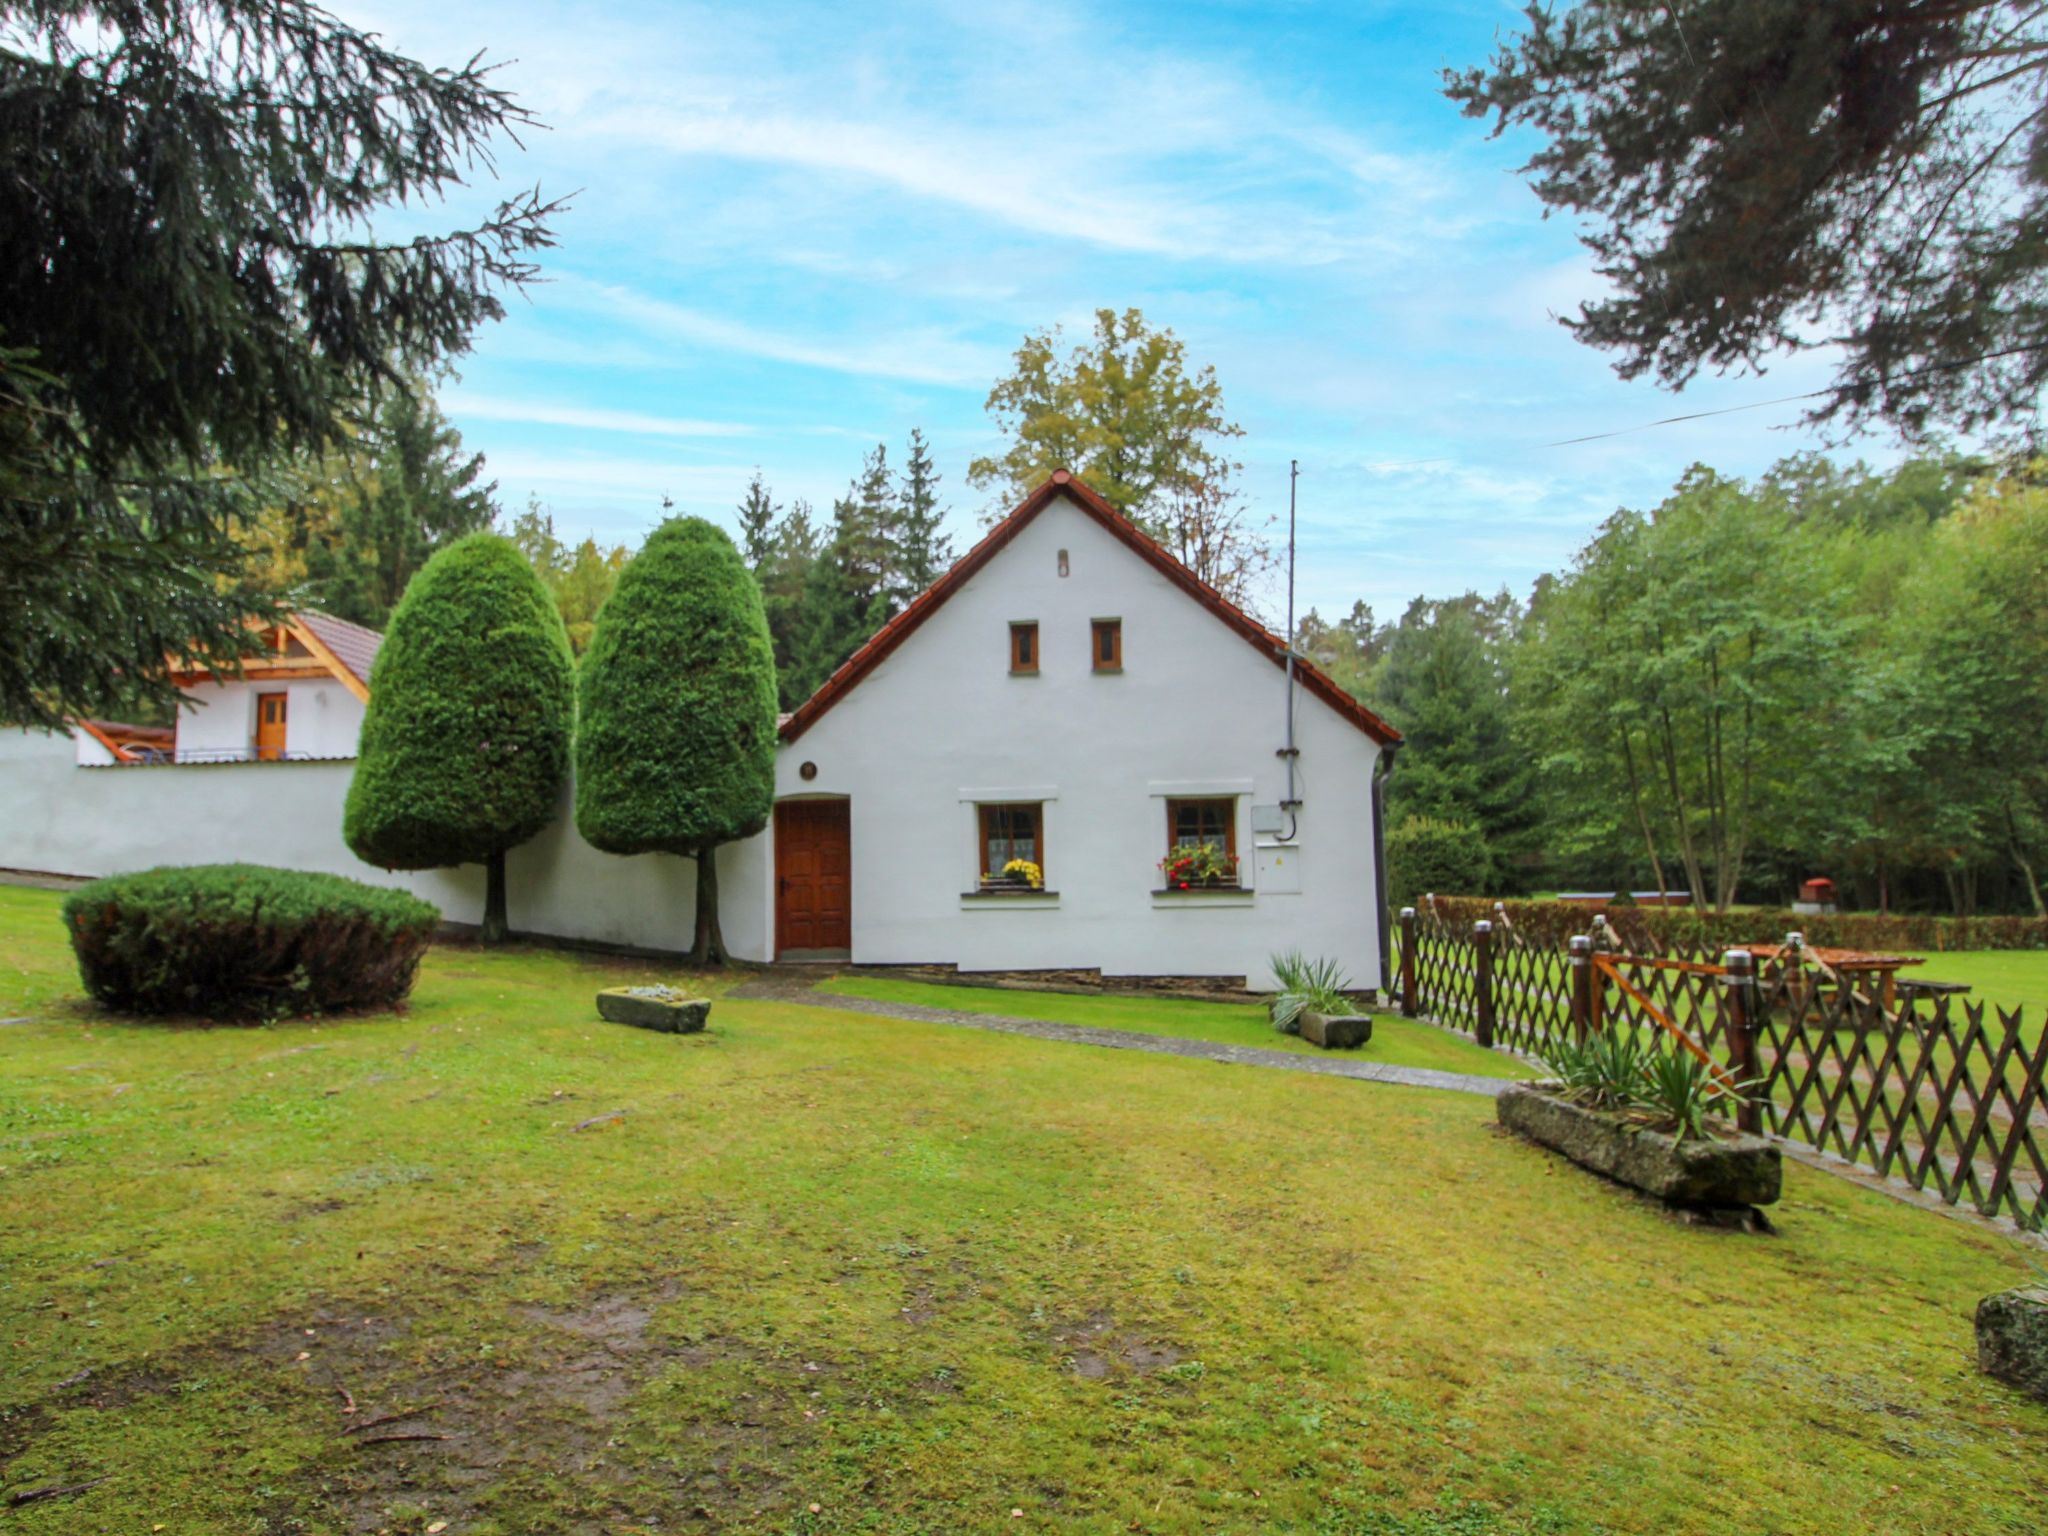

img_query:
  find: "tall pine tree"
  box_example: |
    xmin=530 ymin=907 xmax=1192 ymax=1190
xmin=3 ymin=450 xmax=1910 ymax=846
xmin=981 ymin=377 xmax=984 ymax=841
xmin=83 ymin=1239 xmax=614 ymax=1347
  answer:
xmin=894 ymin=429 xmax=954 ymax=599
xmin=298 ymin=380 xmax=498 ymax=628
xmin=735 ymin=472 xmax=779 ymax=569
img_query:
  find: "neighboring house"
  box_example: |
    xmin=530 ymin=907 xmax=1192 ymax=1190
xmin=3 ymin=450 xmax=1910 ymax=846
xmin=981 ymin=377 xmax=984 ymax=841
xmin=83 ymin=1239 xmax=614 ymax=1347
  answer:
xmin=761 ymin=471 xmax=1402 ymax=989
xmin=18 ymin=473 xmax=1400 ymax=991
xmin=73 ymin=612 xmax=380 ymax=766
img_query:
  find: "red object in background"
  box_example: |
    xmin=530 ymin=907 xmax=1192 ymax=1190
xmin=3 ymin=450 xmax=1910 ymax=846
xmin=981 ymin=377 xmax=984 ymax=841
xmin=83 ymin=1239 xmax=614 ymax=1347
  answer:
xmin=1799 ymin=877 xmax=1837 ymax=904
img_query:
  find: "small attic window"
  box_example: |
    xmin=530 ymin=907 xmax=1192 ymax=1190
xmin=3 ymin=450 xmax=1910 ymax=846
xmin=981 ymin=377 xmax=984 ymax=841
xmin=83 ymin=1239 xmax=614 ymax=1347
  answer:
xmin=1092 ymin=618 xmax=1121 ymax=672
xmin=1057 ymin=549 xmax=1070 ymax=577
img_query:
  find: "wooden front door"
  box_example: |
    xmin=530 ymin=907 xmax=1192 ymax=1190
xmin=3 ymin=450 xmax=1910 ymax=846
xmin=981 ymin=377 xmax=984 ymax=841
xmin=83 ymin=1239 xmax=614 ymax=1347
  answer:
xmin=255 ymin=692 xmax=288 ymax=761
xmin=775 ymin=799 xmax=851 ymax=958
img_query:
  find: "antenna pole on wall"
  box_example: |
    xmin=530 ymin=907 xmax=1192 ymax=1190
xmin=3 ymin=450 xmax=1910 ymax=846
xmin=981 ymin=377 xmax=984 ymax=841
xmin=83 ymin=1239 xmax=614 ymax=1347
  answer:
xmin=1281 ymin=460 xmax=1300 ymax=825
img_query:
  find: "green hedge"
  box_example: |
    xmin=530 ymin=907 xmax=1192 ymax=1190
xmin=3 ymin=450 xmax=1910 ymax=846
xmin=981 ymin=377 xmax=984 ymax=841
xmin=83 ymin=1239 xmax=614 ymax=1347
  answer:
xmin=61 ymin=864 xmax=440 ymax=1020
xmin=1385 ymin=816 xmax=1494 ymax=914
xmin=1418 ymin=894 xmax=2048 ymax=954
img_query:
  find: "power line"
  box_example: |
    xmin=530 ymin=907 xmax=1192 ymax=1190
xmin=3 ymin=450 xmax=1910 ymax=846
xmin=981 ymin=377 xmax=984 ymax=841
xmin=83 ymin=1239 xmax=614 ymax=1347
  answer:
xmin=1541 ymin=387 xmax=1830 ymax=447
xmin=1353 ymin=340 xmax=2048 ymax=474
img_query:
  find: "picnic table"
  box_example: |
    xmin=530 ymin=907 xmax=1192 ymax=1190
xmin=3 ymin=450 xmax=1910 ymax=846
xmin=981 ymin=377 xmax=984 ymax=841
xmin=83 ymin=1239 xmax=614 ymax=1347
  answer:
xmin=1747 ymin=943 xmax=1926 ymax=1010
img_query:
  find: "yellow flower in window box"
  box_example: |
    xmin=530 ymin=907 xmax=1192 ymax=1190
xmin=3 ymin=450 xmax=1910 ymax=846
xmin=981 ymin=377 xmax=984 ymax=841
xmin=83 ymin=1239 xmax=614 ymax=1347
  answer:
xmin=999 ymin=858 xmax=1044 ymax=889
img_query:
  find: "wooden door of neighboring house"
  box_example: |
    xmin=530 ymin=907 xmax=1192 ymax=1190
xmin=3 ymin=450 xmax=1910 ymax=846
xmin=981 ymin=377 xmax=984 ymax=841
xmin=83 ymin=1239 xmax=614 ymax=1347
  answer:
xmin=255 ymin=691 xmax=288 ymax=761
xmin=775 ymin=799 xmax=851 ymax=958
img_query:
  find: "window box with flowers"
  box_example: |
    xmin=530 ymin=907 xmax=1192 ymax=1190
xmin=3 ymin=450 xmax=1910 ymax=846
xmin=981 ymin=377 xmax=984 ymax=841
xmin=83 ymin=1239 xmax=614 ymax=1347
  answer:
xmin=1156 ymin=841 xmax=1242 ymax=892
xmin=980 ymin=858 xmax=1044 ymax=892
xmin=964 ymin=803 xmax=1058 ymax=903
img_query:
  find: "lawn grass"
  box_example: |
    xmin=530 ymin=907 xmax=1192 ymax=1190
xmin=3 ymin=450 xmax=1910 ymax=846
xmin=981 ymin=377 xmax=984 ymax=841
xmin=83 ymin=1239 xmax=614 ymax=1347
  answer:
xmin=1907 ymin=948 xmax=2048 ymax=1022
xmin=817 ymin=973 xmax=1534 ymax=1081
xmin=3 ymin=882 xmax=2045 ymax=1535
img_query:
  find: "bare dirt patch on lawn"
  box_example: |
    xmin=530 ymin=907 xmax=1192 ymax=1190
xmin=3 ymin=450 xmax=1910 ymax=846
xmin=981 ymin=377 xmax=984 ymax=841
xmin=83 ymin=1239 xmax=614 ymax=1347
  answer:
xmin=3 ymin=1280 xmax=853 ymax=1535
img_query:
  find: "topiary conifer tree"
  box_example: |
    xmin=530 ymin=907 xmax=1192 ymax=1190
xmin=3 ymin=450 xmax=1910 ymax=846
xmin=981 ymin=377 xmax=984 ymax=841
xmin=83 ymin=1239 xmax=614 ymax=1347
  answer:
xmin=344 ymin=532 xmax=574 ymax=943
xmin=575 ymin=517 xmax=778 ymax=964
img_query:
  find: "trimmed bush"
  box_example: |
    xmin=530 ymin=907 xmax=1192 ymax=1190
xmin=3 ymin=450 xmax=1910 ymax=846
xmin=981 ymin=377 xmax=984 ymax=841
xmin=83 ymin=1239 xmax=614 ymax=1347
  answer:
xmin=575 ymin=516 xmax=777 ymax=963
xmin=344 ymin=531 xmax=574 ymax=942
xmin=61 ymin=864 xmax=439 ymax=1020
xmin=1386 ymin=815 xmax=1494 ymax=912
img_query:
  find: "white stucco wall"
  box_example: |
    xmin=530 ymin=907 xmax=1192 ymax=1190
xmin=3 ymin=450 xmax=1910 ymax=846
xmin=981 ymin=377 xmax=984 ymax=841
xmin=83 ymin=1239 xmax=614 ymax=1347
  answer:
xmin=73 ymin=730 xmax=117 ymax=767
xmin=0 ymin=727 xmax=766 ymax=959
xmin=761 ymin=492 xmax=1385 ymax=990
xmin=173 ymin=677 xmax=366 ymax=760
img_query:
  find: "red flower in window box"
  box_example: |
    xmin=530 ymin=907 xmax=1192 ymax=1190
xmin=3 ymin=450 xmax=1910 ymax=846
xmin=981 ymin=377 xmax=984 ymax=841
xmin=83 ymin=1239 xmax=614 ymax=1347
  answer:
xmin=1158 ymin=843 xmax=1238 ymax=890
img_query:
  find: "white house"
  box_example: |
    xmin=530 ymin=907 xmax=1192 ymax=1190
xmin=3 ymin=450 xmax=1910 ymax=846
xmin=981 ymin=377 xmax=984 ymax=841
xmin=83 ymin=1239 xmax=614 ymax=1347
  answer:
xmin=757 ymin=471 xmax=1402 ymax=990
xmin=5 ymin=473 xmax=1400 ymax=992
xmin=72 ymin=611 xmax=379 ymax=766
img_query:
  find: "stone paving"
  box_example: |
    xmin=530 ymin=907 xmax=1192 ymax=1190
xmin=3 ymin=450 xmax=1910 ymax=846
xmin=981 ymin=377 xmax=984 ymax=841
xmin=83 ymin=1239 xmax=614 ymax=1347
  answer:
xmin=728 ymin=972 xmax=1509 ymax=1098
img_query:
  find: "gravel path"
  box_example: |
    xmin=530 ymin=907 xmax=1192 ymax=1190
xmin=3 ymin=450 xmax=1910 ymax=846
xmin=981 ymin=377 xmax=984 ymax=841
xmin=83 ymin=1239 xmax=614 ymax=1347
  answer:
xmin=728 ymin=975 xmax=1509 ymax=1098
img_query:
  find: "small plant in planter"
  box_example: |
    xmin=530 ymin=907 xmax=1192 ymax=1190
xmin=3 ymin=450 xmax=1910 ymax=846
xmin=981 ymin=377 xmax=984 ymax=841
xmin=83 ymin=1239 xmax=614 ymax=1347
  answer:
xmin=1501 ymin=1030 xmax=1779 ymax=1212
xmin=1543 ymin=1034 xmax=1748 ymax=1141
xmin=1547 ymin=1028 xmax=1651 ymax=1112
xmin=1267 ymin=951 xmax=1369 ymax=1046
xmin=1159 ymin=842 xmax=1239 ymax=889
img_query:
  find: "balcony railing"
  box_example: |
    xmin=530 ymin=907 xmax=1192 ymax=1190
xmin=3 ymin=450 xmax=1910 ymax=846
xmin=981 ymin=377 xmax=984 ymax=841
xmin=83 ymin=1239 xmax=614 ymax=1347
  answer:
xmin=90 ymin=747 xmax=353 ymax=766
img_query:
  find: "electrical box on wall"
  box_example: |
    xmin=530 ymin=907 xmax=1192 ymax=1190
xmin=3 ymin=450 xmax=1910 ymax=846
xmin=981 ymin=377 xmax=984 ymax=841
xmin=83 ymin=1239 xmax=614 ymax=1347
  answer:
xmin=1250 ymin=803 xmax=1287 ymax=835
xmin=1255 ymin=842 xmax=1303 ymax=894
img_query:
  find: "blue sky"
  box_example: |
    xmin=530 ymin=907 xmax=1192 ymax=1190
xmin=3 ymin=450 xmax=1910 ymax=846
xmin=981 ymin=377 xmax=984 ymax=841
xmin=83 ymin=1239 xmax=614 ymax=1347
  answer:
xmin=355 ymin=0 xmax=1886 ymax=626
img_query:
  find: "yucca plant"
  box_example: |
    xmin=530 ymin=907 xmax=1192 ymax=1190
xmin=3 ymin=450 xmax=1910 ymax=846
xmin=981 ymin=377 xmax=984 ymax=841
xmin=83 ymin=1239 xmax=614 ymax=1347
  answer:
xmin=1268 ymin=952 xmax=1351 ymax=1036
xmin=1544 ymin=1027 xmax=1649 ymax=1110
xmin=1270 ymin=950 xmax=1308 ymax=994
xmin=1636 ymin=1048 xmax=1744 ymax=1143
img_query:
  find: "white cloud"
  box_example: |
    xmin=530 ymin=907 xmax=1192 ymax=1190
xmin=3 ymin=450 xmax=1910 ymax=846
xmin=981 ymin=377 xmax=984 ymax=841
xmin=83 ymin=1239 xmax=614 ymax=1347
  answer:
xmin=448 ymin=394 xmax=758 ymax=438
xmin=550 ymin=276 xmax=1006 ymax=387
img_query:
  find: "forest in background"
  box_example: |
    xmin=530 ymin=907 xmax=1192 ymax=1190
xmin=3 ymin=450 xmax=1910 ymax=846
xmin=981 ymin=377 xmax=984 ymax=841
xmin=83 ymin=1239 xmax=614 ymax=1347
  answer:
xmin=1307 ymin=455 xmax=2048 ymax=917
xmin=227 ymin=355 xmax=2048 ymax=923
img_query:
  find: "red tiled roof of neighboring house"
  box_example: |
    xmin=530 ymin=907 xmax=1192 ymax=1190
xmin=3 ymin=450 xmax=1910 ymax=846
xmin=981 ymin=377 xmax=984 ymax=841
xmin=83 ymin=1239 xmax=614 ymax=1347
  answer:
xmin=778 ymin=469 xmax=1401 ymax=748
xmin=76 ymin=718 xmax=175 ymax=763
xmin=293 ymin=610 xmax=383 ymax=693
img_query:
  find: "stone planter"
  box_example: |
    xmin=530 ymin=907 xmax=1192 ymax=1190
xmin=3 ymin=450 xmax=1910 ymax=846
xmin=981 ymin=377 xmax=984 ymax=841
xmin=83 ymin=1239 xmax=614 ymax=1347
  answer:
xmin=1976 ymin=1286 xmax=2048 ymax=1402
xmin=1496 ymin=1082 xmax=1781 ymax=1209
xmin=1301 ymin=1010 xmax=1373 ymax=1049
xmin=597 ymin=986 xmax=710 ymax=1034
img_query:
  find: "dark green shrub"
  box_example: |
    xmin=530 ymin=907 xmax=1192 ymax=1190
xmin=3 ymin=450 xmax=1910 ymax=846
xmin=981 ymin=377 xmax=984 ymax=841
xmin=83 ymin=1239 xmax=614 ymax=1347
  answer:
xmin=344 ymin=531 xmax=574 ymax=942
xmin=575 ymin=516 xmax=777 ymax=963
xmin=61 ymin=864 xmax=439 ymax=1020
xmin=1386 ymin=815 xmax=1494 ymax=911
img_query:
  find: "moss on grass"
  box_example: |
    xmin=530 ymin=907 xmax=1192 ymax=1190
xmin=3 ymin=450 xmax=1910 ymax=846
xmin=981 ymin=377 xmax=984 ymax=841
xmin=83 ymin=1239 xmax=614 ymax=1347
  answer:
xmin=1 ymin=883 xmax=2044 ymax=1534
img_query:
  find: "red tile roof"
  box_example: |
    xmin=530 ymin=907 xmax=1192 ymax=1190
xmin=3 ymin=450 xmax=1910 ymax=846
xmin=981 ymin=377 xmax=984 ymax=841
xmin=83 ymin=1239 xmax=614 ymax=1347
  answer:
xmin=779 ymin=469 xmax=1401 ymax=748
xmin=293 ymin=610 xmax=383 ymax=692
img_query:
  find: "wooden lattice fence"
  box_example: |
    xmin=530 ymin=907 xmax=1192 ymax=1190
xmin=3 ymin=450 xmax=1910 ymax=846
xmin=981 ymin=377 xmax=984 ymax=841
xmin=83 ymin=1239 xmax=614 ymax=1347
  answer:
xmin=1397 ymin=900 xmax=2048 ymax=1231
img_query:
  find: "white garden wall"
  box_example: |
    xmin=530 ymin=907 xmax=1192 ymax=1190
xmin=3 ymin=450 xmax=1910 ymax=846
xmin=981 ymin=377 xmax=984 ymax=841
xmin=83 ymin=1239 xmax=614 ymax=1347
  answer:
xmin=2 ymin=727 xmax=765 ymax=959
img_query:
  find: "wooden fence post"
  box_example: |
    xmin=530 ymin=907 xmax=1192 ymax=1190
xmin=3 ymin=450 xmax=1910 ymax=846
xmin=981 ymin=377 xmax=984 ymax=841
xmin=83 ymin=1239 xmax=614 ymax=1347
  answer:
xmin=1722 ymin=949 xmax=1761 ymax=1134
xmin=1784 ymin=930 xmax=1807 ymax=1032
xmin=1399 ymin=907 xmax=1418 ymax=1017
xmin=1474 ymin=919 xmax=1496 ymax=1048
xmin=1569 ymin=935 xmax=1592 ymax=1042
xmin=1588 ymin=920 xmax=1608 ymax=1035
